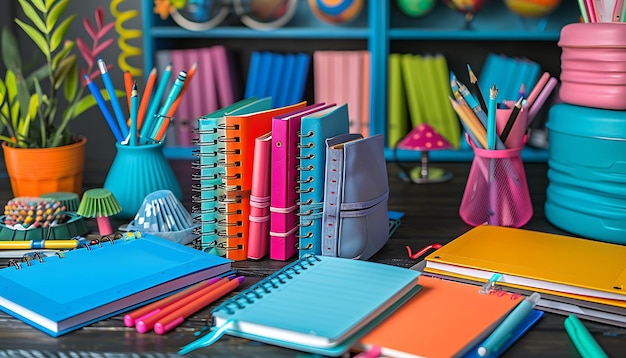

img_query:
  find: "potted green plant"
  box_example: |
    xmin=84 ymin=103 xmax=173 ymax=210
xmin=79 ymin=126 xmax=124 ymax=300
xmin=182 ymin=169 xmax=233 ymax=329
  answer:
xmin=0 ymin=0 xmax=120 ymax=196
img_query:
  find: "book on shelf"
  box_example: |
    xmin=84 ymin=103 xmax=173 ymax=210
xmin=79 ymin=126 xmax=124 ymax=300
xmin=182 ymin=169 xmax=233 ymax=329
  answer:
xmin=357 ymin=275 xmax=542 ymax=358
xmin=313 ymin=50 xmax=370 ymax=137
xmin=245 ymin=51 xmax=310 ymax=108
xmin=210 ymin=45 xmax=242 ymax=108
xmin=422 ymin=225 xmax=626 ymax=325
xmin=217 ymin=98 xmax=306 ymax=260
xmin=387 ymin=53 xmax=409 ymax=148
xmin=247 ymin=131 xmax=272 ymax=260
xmin=297 ymin=104 xmax=350 ymax=257
xmin=269 ymin=102 xmax=334 ymax=261
xmin=178 ymin=254 xmax=421 ymax=356
xmin=192 ymin=97 xmax=260 ymax=253
xmin=0 ymin=233 xmax=232 ymax=337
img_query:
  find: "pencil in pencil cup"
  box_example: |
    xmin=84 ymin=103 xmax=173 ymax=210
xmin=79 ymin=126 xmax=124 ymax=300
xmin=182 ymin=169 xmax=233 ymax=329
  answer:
xmin=496 ymin=106 xmax=528 ymax=149
xmin=459 ymin=134 xmax=532 ymax=228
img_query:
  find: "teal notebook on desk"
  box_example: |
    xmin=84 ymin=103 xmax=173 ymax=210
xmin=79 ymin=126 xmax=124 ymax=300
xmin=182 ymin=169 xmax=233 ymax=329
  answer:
xmin=179 ymin=255 xmax=421 ymax=356
xmin=0 ymin=234 xmax=232 ymax=337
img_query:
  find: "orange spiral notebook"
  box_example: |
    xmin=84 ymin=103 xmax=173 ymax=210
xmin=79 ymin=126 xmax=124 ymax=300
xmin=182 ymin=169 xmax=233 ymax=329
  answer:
xmin=217 ymin=98 xmax=306 ymax=260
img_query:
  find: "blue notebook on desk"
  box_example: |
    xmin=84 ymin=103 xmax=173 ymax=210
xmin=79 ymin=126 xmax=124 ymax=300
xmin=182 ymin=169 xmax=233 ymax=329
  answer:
xmin=179 ymin=255 xmax=421 ymax=356
xmin=0 ymin=234 xmax=232 ymax=337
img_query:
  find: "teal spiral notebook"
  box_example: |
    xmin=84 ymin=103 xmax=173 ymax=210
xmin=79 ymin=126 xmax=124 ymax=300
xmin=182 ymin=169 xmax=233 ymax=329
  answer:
xmin=179 ymin=255 xmax=421 ymax=356
xmin=0 ymin=233 xmax=232 ymax=337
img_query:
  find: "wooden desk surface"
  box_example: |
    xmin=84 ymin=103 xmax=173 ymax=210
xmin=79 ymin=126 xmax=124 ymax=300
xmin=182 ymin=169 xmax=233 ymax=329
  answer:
xmin=0 ymin=160 xmax=623 ymax=357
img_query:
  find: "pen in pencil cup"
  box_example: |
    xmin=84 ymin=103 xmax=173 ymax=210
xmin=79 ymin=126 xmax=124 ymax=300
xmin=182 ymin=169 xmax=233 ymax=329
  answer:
xmin=129 ymin=82 xmax=139 ymax=146
xmin=477 ymin=292 xmax=541 ymax=357
xmin=141 ymin=64 xmax=172 ymax=143
xmin=97 ymin=57 xmax=129 ymax=138
xmin=148 ymin=70 xmax=187 ymax=142
xmin=84 ymin=75 xmax=124 ymax=142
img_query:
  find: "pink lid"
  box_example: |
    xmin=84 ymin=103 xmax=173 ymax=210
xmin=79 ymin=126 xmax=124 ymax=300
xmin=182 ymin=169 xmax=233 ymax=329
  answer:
xmin=559 ymin=22 xmax=626 ymax=48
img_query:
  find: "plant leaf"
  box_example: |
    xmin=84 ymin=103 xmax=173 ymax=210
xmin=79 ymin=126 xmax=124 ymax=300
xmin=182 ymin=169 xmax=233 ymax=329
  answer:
xmin=53 ymin=54 xmax=76 ymax=90
xmin=75 ymin=37 xmax=93 ymax=68
xmin=97 ymin=21 xmax=115 ymax=39
xmin=15 ymin=19 xmax=49 ymax=57
xmin=95 ymin=6 xmax=104 ymax=29
xmin=1 ymin=28 xmax=22 ymax=71
xmin=50 ymin=15 xmax=75 ymax=52
xmin=29 ymin=0 xmax=46 ymax=12
xmin=93 ymin=38 xmax=115 ymax=57
xmin=17 ymin=0 xmax=48 ymax=34
xmin=63 ymin=59 xmax=78 ymax=101
xmin=47 ymin=0 xmax=70 ymax=32
xmin=51 ymin=39 xmax=74 ymax=68
xmin=83 ymin=17 xmax=96 ymax=40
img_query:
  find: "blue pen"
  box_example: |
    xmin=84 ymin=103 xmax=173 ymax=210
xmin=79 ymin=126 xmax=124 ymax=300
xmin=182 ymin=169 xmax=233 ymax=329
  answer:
xmin=141 ymin=64 xmax=172 ymax=142
xmin=477 ymin=292 xmax=541 ymax=356
xmin=487 ymin=84 xmax=498 ymax=151
xmin=149 ymin=71 xmax=187 ymax=141
xmin=97 ymin=58 xmax=128 ymax=138
xmin=84 ymin=75 xmax=124 ymax=142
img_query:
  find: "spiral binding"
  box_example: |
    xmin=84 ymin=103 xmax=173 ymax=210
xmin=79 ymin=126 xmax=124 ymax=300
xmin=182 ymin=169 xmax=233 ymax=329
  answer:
xmin=295 ymin=129 xmax=318 ymax=246
xmin=192 ymin=124 xmax=222 ymax=251
xmin=4 ymin=232 xmax=138 ymax=270
xmin=214 ymin=255 xmax=322 ymax=314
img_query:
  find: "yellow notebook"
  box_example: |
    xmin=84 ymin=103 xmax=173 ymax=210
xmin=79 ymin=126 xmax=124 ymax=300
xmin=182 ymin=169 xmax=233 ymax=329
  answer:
xmin=424 ymin=226 xmax=626 ymax=306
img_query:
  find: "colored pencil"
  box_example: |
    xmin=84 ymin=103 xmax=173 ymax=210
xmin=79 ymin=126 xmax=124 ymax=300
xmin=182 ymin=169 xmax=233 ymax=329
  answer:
xmin=98 ymin=57 xmax=129 ymax=138
xmin=500 ymin=96 xmax=523 ymax=144
xmin=129 ymin=82 xmax=139 ymax=146
xmin=524 ymin=72 xmax=550 ymax=109
xmin=141 ymin=63 xmax=172 ymax=142
xmin=467 ymin=64 xmax=488 ymax=115
xmin=124 ymin=70 xmax=133 ymax=112
xmin=84 ymin=74 xmax=124 ymax=142
xmin=137 ymin=67 xmax=157 ymax=130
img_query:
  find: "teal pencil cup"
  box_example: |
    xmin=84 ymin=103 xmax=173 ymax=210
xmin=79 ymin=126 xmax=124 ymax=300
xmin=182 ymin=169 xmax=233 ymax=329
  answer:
xmin=104 ymin=142 xmax=182 ymax=219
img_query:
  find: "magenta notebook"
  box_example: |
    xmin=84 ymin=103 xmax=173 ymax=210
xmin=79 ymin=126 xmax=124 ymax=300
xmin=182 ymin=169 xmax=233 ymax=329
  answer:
xmin=269 ymin=103 xmax=334 ymax=261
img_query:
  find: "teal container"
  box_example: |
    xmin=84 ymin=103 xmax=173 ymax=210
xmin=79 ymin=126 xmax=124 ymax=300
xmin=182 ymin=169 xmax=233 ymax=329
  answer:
xmin=545 ymin=103 xmax=626 ymax=244
xmin=103 ymin=142 xmax=182 ymax=219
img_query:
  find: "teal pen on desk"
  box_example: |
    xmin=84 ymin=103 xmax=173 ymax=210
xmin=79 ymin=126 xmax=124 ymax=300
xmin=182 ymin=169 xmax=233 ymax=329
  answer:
xmin=148 ymin=70 xmax=187 ymax=141
xmin=477 ymin=292 xmax=541 ymax=357
xmin=97 ymin=57 xmax=128 ymax=138
xmin=141 ymin=63 xmax=172 ymax=143
xmin=564 ymin=314 xmax=608 ymax=358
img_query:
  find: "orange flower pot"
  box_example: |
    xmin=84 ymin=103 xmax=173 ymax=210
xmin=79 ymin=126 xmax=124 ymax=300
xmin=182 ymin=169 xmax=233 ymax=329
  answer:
xmin=2 ymin=137 xmax=86 ymax=197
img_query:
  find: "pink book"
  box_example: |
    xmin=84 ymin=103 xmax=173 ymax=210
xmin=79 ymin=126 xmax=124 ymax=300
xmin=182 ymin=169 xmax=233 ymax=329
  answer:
xmin=360 ymin=50 xmax=371 ymax=137
xmin=210 ymin=45 xmax=241 ymax=107
xmin=346 ymin=51 xmax=363 ymax=136
xmin=169 ymin=49 xmax=192 ymax=146
xmin=247 ymin=131 xmax=272 ymax=260
xmin=269 ymin=102 xmax=335 ymax=261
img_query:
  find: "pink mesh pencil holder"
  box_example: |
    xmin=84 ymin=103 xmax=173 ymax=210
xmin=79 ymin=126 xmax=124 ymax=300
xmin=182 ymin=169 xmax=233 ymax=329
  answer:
xmin=459 ymin=136 xmax=532 ymax=227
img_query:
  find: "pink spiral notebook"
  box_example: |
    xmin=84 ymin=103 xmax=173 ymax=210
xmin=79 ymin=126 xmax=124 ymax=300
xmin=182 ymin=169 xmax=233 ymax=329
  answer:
xmin=269 ymin=103 xmax=335 ymax=261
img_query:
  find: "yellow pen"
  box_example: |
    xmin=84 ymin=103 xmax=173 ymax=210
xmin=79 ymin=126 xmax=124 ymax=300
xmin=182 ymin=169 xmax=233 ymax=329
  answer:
xmin=0 ymin=238 xmax=87 ymax=250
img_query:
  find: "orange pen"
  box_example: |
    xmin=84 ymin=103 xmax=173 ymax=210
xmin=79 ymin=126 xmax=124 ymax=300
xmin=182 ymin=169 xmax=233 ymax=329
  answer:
xmin=154 ymin=276 xmax=244 ymax=335
xmin=123 ymin=275 xmax=222 ymax=327
xmin=135 ymin=275 xmax=231 ymax=333
xmin=137 ymin=67 xmax=157 ymax=130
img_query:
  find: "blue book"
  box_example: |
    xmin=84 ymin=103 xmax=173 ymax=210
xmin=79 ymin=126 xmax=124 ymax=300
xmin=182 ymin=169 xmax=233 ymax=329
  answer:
xmin=297 ymin=104 xmax=350 ymax=257
xmin=0 ymin=234 xmax=232 ymax=337
xmin=288 ymin=52 xmax=311 ymax=106
xmin=244 ymin=51 xmax=262 ymax=99
xmin=178 ymin=255 xmax=421 ymax=356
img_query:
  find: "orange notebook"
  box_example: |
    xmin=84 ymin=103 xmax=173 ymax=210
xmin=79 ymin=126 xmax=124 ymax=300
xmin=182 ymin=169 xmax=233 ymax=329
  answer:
xmin=217 ymin=99 xmax=306 ymax=261
xmin=357 ymin=276 xmax=523 ymax=358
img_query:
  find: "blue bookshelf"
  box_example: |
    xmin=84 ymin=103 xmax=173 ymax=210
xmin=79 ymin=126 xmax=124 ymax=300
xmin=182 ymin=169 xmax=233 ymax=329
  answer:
xmin=142 ymin=0 xmax=578 ymax=162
